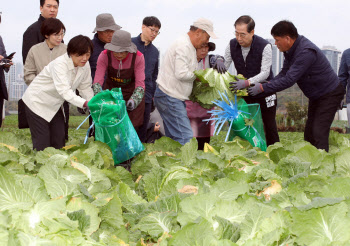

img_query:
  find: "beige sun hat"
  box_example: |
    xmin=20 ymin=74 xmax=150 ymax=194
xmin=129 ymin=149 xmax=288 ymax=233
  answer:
xmin=193 ymin=18 xmax=218 ymax=39
xmin=104 ymin=30 xmax=137 ymax=53
xmin=93 ymin=13 xmax=122 ymax=33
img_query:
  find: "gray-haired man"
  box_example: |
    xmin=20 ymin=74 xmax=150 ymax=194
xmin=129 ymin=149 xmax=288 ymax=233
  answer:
xmin=224 ymin=15 xmax=279 ymax=146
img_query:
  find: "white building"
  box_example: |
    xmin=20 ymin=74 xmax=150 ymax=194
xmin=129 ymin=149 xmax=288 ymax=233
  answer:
xmin=321 ymin=46 xmax=341 ymax=74
xmin=266 ymin=39 xmax=284 ymax=76
xmin=4 ymin=62 xmax=27 ymax=101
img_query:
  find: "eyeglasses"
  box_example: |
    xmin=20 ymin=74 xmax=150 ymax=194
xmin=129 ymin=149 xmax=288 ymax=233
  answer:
xmin=53 ymin=32 xmax=65 ymax=38
xmin=235 ymin=32 xmax=248 ymax=38
xmin=147 ymin=26 xmax=160 ymax=35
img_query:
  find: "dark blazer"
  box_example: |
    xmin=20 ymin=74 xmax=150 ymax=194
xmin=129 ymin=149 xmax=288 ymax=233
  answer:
xmin=0 ymin=35 xmax=8 ymax=100
xmin=22 ymin=15 xmax=45 ymax=64
xmin=89 ymin=33 xmax=106 ymax=81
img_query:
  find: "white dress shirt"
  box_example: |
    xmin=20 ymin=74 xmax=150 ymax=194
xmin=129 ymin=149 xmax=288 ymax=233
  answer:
xmin=224 ymin=42 xmax=272 ymax=84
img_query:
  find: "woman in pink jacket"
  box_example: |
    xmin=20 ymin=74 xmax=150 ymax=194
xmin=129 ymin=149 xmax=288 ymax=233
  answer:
xmin=93 ymin=30 xmax=145 ymax=129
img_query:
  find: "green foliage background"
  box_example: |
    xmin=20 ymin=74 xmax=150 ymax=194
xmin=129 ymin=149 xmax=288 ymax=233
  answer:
xmin=1 ymin=114 xmax=350 ymax=245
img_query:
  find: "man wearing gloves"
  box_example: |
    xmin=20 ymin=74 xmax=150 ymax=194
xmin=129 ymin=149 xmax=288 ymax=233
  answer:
xmin=154 ymin=18 xmax=217 ymax=145
xmin=248 ymin=20 xmax=345 ymax=152
xmin=223 ymin=15 xmax=279 ymax=146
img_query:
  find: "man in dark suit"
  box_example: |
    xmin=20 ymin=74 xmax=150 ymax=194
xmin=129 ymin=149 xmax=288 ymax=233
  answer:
xmin=22 ymin=0 xmax=59 ymax=64
xmin=21 ymin=0 xmax=71 ymax=140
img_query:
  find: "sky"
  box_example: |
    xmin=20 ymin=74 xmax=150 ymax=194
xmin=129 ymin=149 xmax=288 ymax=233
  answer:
xmin=1 ymin=0 xmax=349 ymax=64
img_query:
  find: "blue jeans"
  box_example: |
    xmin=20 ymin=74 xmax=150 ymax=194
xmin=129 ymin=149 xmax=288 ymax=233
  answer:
xmin=154 ymin=87 xmax=193 ymax=145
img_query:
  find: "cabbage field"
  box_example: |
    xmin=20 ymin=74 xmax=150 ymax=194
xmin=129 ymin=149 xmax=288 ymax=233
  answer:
xmin=1 ymin=127 xmax=350 ymax=245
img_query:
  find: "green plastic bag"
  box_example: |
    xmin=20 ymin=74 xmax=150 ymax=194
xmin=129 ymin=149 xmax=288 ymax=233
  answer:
xmin=206 ymin=92 xmax=267 ymax=151
xmin=88 ymin=88 xmax=144 ymax=165
xmin=228 ymin=98 xmax=267 ymax=151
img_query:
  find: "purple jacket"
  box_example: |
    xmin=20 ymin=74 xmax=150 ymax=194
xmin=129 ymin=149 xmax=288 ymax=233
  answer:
xmin=263 ymin=35 xmax=339 ymax=101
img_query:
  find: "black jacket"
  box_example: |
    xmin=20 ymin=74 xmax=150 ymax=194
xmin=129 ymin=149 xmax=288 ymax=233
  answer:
xmin=132 ymin=34 xmax=159 ymax=103
xmin=263 ymin=35 xmax=340 ymax=100
xmin=22 ymin=15 xmax=45 ymax=64
xmin=230 ymin=35 xmax=273 ymax=81
xmin=0 ymin=36 xmax=8 ymax=100
xmin=89 ymin=33 xmax=106 ymax=81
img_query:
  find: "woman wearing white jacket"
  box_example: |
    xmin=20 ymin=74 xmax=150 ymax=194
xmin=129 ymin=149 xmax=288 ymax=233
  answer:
xmin=22 ymin=35 xmax=94 ymax=151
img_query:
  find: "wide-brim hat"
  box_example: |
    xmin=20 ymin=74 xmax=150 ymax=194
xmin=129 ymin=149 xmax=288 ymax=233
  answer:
xmin=193 ymin=18 xmax=218 ymax=39
xmin=104 ymin=30 xmax=137 ymax=53
xmin=93 ymin=13 xmax=122 ymax=33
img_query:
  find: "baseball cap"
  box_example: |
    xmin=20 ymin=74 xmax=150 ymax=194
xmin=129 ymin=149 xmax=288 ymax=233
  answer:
xmin=193 ymin=18 xmax=218 ymax=39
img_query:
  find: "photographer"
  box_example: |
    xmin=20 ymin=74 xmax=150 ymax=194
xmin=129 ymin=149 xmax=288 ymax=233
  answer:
xmin=0 ymin=13 xmax=13 ymax=127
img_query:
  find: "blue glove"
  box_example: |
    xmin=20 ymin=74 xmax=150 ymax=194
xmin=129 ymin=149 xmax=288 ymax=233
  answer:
xmin=214 ymin=58 xmax=227 ymax=74
xmin=126 ymin=99 xmax=135 ymax=111
xmin=247 ymin=83 xmax=264 ymax=96
xmin=229 ymin=79 xmax=250 ymax=91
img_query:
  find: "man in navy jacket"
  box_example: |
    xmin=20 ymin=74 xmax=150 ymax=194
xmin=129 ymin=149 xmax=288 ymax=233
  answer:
xmin=248 ymin=20 xmax=345 ymax=152
xmin=132 ymin=16 xmax=161 ymax=143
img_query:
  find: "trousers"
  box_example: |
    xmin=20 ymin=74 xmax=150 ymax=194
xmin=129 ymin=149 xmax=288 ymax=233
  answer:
xmin=25 ymin=103 xmax=65 ymax=151
xmin=244 ymin=93 xmax=280 ymax=146
xmin=304 ymin=83 xmax=345 ymax=152
xmin=154 ymin=87 xmax=193 ymax=145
